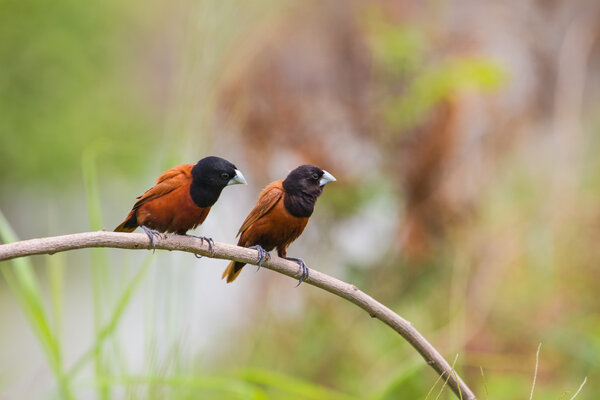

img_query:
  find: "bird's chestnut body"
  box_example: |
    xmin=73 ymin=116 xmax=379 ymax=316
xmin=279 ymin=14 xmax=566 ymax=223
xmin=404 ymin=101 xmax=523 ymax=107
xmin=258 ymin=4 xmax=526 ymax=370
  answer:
xmin=222 ymin=165 xmax=335 ymax=283
xmin=115 ymin=156 xmax=246 ymax=236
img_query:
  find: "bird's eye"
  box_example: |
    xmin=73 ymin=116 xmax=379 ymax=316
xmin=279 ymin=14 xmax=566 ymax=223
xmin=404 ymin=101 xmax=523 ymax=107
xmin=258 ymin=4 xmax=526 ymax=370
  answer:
xmin=221 ymin=172 xmax=230 ymax=180
xmin=312 ymin=173 xmax=319 ymax=180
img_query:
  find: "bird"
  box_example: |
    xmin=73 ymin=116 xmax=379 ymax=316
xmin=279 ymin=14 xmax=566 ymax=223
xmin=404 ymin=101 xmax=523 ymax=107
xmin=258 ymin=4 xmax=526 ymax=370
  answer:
xmin=222 ymin=164 xmax=336 ymax=285
xmin=115 ymin=156 xmax=246 ymax=251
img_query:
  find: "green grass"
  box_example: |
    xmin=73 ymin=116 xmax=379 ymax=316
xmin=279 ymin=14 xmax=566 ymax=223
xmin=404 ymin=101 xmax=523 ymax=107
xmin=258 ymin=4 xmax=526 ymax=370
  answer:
xmin=0 ymin=148 xmax=157 ymax=399
xmin=0 ymin=209 xmax=72 ymax=398
xmin=98 ymin=374 xmax=268 ymax=400
xmin=82 ymin=143 xmax=113 ymax=400
xmin=237 ymin=368 xmax=360 ymax=400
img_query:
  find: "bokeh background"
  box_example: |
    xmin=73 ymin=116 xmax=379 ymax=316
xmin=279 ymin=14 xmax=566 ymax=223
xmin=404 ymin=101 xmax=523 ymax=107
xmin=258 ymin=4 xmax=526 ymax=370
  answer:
xmin=1 ymin=0 xmax=599 ymax=398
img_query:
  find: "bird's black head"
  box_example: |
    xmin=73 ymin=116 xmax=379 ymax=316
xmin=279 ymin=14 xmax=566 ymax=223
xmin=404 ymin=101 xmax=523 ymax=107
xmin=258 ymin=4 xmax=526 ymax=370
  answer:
xmin=190 ymin=156 xmax=246 ymax=207
xmin=282 ymin=165 xmax=336 ymax=217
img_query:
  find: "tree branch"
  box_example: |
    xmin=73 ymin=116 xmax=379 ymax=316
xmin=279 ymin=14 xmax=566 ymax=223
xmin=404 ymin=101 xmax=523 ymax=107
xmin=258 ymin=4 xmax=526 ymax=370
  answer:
xmin=0 ymin=231 xmax=476 ymax=399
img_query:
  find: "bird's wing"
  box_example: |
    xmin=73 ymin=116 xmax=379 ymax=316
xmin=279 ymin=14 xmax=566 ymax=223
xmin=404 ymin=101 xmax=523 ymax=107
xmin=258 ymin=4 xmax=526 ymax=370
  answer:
xmin=131 ymin=164 xmax=194 ymax=211
xmin=237 ymin=180 xmax=284 ymax=237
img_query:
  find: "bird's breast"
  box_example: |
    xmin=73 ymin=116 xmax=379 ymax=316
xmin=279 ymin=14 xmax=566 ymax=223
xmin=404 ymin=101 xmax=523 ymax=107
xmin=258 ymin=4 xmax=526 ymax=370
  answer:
xmin=137 ymin=184 xmax=211 ymax=233
xmin=242 ymin=197 xmax=309 ymax=250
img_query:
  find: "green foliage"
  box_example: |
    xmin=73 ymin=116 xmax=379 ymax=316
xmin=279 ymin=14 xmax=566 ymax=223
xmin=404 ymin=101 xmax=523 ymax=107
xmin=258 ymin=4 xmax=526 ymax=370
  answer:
xmin=98 ymin=374 xmax=269 ymax=400
xmin=381 ymin=58 xmax=507 ymax=131
xmin=237 ymin=368 xmax=359 ymax=400
xmin=0 ymin=0 xmax=158 ymax=185
xmin=371 ymin=360 xmax=426 ymax=400
xmin=364 ymin=11 xmax=425 ymax=76
xmin=364 ymin=7 xmax=507 ymax=132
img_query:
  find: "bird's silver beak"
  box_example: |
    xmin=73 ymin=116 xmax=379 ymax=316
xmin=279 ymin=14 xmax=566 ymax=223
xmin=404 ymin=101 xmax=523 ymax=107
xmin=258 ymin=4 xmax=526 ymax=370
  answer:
xmin=319 ymin=170 xmax=336 ymax=186
xmin=227 ymin=169 xmax=247 ymax=185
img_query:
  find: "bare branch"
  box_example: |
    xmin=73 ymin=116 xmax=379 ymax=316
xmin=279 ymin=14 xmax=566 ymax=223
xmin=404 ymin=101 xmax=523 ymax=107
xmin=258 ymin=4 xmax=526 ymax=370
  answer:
xmin=0 ymin=231 xmax=477 ymax=399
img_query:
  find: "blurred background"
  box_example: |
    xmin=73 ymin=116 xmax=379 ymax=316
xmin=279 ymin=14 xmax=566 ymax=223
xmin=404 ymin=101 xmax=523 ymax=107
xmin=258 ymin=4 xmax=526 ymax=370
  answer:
xmin=1 ymin=0 xmax=599 ymax=398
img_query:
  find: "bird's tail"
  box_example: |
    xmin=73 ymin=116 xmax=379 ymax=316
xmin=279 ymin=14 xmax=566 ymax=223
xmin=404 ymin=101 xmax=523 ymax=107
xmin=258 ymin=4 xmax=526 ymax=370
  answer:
xmin=222 ymin=261 xmax=245 ymax=283
xmin=114 ymin=212 xmax=138 ymax=233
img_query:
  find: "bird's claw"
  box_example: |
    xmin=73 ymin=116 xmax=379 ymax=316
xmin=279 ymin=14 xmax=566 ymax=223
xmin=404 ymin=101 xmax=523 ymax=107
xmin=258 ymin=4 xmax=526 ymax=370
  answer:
xmin=140 ymin=225 xmax=165 ymax=253
xmin=188 ymin=235 xmax=215 ymax=257
xmin=248 ymin=245 xmax=269 ymax=271
xmin=285 ymin=257 xmax=309 ymax=286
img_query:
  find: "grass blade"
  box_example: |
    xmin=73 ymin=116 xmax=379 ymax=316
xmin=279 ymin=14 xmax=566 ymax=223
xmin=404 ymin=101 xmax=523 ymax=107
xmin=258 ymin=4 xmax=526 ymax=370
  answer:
xmin=67 ymin=254 xmax=154 ymax=380
xmin=0 ymin=209 xmax=72 ymax=399
xmin=238 ymin=367 xmax=359 ymax=400
xmin=96 ymin=374 xmax=269 ymax=400
xmin=82 ymin=145 xmax=111 ymax=400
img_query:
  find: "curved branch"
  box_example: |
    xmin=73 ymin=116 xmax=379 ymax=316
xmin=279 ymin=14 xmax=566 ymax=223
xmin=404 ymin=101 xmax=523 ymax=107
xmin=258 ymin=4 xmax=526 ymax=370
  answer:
xmin=0 ymin=231 xmax=476 ymax=399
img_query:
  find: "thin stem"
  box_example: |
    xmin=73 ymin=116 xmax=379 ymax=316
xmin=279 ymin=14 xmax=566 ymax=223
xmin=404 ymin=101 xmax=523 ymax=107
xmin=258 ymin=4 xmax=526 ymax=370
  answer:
xmin=568 ymin=377 xmax=587 ymax=400
xmin=530 ymin=343 xmax=542 ymax=400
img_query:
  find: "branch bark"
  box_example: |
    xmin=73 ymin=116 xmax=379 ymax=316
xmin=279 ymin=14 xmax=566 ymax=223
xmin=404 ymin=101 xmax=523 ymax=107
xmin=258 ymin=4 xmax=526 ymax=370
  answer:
xmin=0 ymin=231 xmax=476 ymax=399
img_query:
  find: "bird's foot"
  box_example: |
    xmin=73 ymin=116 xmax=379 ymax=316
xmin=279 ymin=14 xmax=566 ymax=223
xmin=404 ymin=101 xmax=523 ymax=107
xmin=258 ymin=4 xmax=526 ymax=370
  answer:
xmin=188 ymin=235 xmax=215 ymax=257
xmin=140 ymin=225 xmax=165 ymax=252
xmin=248 ymin=245 xmax=270 ymax=271
xmin=284 ymin=257 xmax=309 ymax=286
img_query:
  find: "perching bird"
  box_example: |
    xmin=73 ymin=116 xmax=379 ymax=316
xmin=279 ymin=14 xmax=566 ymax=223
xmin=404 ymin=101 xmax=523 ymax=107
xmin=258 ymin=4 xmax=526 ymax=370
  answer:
xmin=222 ymin=165 xmax=335 ymax=285
xmin=115 ymin=156 xmax=246 ymax=249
